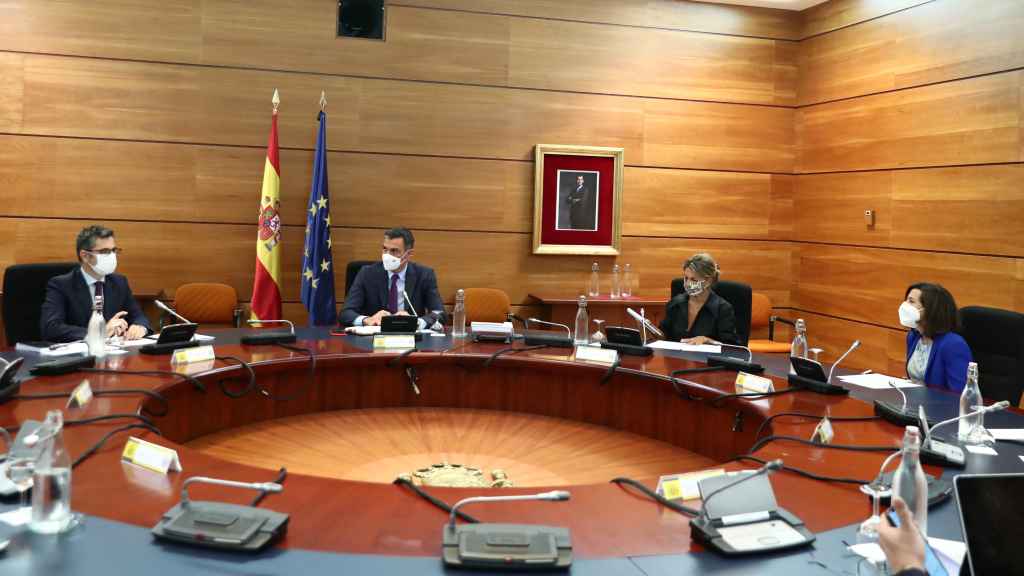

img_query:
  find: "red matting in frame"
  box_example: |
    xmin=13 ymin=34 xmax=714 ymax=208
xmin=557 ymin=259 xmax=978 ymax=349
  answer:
xmin=540 ymin=154 xmax=615 ymax=247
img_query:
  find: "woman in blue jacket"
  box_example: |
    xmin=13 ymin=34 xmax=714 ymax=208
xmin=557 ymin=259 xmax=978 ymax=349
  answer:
xmin=900 ymin=283 xmax=972 ymax=393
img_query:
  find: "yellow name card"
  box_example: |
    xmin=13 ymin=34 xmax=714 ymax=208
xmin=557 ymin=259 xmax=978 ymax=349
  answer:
xmin=170 ymin=345 xmax=215 ymax=366
xmin=373 ymin=334 xmax=416 ymax=350
xmin=122 ymin=436 xmax=181 ymax=475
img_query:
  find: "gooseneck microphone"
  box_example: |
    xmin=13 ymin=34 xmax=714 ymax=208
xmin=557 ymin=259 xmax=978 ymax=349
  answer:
xmin=698 ymin=459 xmax=783 ymax=523
xmin=180 ymin=476 xmax=283 ymax=508
xmin=826 ymin=340 xmax=860 ymax=384
xmin=626 ymin=307 xmax=664 ymax=339
xmin=154 ymin=300 xmax=193 ymax=325
xmin=242 ymin=319 xmax=297 ymax=345
xmin=887 ymin=378 xmax=909 ymax=413
xmin=448 ymin=491 xmax=570 ymax=528
xmin=926 ymin=400 xmax=1009 ymax=441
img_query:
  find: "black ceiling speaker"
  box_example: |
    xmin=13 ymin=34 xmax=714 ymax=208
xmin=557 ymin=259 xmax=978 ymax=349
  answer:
xmin=338 ymin=0 xmax=385 ymax=40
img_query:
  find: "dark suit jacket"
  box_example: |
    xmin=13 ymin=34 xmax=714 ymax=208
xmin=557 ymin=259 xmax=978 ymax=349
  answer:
xmin=659 ymin=290 xmax=739 ymax=345
xmin=339 ymin=262 xmax=446 ymax=327
xmin=567 ymin=184 xmax=589 ymax=228
xmin=40 ymin=269 xmax=152 ymax=342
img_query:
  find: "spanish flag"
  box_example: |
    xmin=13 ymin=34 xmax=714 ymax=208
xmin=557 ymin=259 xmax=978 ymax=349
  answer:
xmin=251 ymin=89 xmax=283 ymax=321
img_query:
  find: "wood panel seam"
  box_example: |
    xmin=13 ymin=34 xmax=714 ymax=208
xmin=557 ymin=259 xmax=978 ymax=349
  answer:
xmin=798 ymin=0 xmax=937 ymax=41
xmin=0 ymin=48 xmax=796 ymax=110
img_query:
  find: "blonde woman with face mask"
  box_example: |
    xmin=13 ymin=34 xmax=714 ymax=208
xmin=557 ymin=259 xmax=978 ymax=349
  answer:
xmin=659 ymin=253 xmax=738 ymax=345
xmin=901 ymin=282 xmax=972 ymax=392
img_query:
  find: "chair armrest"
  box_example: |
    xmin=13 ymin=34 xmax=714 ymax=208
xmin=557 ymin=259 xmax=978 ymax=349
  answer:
xmin=768 ymin=315 xmax=794 ymax=342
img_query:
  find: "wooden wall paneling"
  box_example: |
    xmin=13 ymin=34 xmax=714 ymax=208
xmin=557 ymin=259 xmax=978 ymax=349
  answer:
xmin=395 ymin=0 xmax=801 ymax=40
xmin=0 ymin=53 xmax=24 ymax=132
xmin=203 ymin=2 xmax=511 ymax=87
xmin=797 ymin=244 xmax=1024 ymax=328
xmin=792 ymin=311 xmax=907 ymax=373
xmin=506 ymin=17 xmax=796 ymax=105
xmin=2 ymin=1 xmax=797 ymax=106
xmin=794 ymin=171 xmax=893 ymax=247
xmin=623 ymin=169 xmax=785 ymax=240
xmin=12 ymin=54 xmax=795 ymax=173
xmin=799 ymin=0 xmax=1024 ymax=105
xmin=799 ymin=0 xmax=932 ymax=39
xmin=795 ymin=165 xmax=1024 ymax=257
xmin=797 ymin=71 xmax=1023 ymax=173
xmin=0 ymin=0 xmax=202 ymax=62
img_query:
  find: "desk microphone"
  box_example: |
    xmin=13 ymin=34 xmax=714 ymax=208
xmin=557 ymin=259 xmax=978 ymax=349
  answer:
xmin=926 ymin=401 xmax=1009 ymax=443
xmin=242 ymin=319 xmax=297 ymax=345
xmin=826 ymin=340 xmax=860 ymax=384
xmin=401 ymin=289 xmax=419 ymax=317
xmin=626 ymin=307 xmax=664 ymax=339
xmin=887 ymin=378 xmax=909 ymax=413
xmin=154 ymin=299 xmax=193 ymax=325
xmin=443 ymin=490 xmax=573 ymax=569
xmin=524 ymin=318 xmax=573 ymax=348
xmin=697 ymin=460 xmax=782 ymax=523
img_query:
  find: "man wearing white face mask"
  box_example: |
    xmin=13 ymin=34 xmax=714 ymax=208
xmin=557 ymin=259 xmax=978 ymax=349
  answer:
xmin=339 ymin=227 xmax=446 ymax=329
xmin=40 ymin=225 xmax=152 ymax=342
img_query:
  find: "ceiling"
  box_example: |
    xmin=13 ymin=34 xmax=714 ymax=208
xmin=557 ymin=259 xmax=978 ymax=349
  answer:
xmin=698 ymin=0 xmax=830 ymax=10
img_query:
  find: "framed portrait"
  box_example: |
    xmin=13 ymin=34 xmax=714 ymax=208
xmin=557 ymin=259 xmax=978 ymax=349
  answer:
xmin=532 ymin=144 xmax=624 ymax=255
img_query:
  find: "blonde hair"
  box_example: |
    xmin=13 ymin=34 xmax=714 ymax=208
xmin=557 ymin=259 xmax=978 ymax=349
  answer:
xmin=683 ymin=253 xmax=720 ymax=285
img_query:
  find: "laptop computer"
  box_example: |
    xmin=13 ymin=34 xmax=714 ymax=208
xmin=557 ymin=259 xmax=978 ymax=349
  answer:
xmin=954 ymin=473 xmax=1024 ymax=575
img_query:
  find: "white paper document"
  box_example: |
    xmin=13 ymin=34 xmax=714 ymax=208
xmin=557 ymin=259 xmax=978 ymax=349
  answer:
xmin=964 ymin=445 xmax=998 ymax=456
xmin=990 ymin=428 xmax=1024 ymax=442
xmin=837 ymin=373 xmax=921 ymax=389
xmin=647 ymin=340 xmax=722 ymax=354
xmin=849 ymin=537 xmax=964 ymax=575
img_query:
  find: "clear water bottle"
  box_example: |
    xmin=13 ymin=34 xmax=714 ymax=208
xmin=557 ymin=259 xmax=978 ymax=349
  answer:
xmin=621 ymin=264 xmax=633 ymax=297
xmin=588 ymin=262 xmax=600 ymax=297
xmin=958 ymin=362 xmax=986 ymax=444
xmin=86 ymin=294 xmax=106 ymax=358
xmin=30 ymin=410 xmax=74 ymax=534
xmin=788 ymin=318 xmax=808 ymax=375
xmin=610 ymin=264 xmax=621 ymax=299
xmin=452 ymin=289 xmax=467 ymax=338
xmin=892 ymin=425 xmax=928 ymax=538
xmin=573 ymin=295 xmax=589 ymax=346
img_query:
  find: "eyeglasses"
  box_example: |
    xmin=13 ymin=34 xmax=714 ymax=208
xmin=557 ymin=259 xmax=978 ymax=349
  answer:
xmin=88 ymin=248 xmax=123 ymax=255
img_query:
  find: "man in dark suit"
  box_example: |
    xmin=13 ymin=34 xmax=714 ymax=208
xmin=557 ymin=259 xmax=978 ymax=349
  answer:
xmin=566 ymin=175 xmax=590 ymax=229
xmin=40 ymin=225 xmax=151 ymax=342
xmin=339 ymin=227 xmax=446 ymax=328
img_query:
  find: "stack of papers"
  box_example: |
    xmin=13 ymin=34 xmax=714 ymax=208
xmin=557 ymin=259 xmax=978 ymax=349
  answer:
xmin=837 ymin=373 xmax=921 ymax=389
xmin=471 ymin=321 xmax=513 ymax=334
xmin=647 ymin=340 xmax=722 ymax=354
xmin=848 ymin=537 xmax=965 ymax=575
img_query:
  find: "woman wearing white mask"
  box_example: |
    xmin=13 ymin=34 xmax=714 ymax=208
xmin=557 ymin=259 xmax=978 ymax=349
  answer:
xmin=901 ymin=283 xmax=972 ymax=392
xmin=659 ymin=253 xmax=738 ymax=345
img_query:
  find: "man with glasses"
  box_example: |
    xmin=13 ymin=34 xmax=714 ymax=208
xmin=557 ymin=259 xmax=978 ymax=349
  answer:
xmin=339 ymin=227 xmax=445 ymax=328
xmin=40 ymin=225 xmax=151 ymax=342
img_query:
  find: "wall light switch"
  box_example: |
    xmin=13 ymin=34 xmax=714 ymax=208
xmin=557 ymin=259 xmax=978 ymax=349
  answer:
xmin=864 ymin=209 xmax=875 ymax=227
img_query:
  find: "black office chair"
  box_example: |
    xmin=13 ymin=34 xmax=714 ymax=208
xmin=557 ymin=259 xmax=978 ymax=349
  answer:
xmin=344 ymin=260 xmax=375 ymax=296
xmin=2 ymin=262 xmax=79 ymax=345
xmin=670 ymin=278 xmax=752 ymax=346
xmin=959 ymin=306 xmax=1024 ymax=405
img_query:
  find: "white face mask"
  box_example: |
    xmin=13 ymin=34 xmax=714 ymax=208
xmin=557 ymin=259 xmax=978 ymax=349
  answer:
xmin=684 ymin=279 xmax=706 ymax=297
xmin=91 ymin=252 xmax=117 ymax=277
xmin=382 ymin=252 xmax=403 ymax=272
xmin=898 ymin=301 xmax=921 ymax=329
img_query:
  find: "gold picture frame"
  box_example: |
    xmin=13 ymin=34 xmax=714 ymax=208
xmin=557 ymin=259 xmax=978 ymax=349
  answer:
xmin=532 ymin=144 xmax=624 ymax=256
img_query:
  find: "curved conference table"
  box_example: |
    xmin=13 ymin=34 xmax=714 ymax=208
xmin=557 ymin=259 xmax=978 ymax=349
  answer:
xmin=1 ymin=328 xmax=1021 ymax=575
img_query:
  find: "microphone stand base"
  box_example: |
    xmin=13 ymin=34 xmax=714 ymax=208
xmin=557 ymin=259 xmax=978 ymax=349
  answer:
xmin=442 ymin=523 xmax=572 ymax=570
xmin=787 ymin=374 xmax=849 ymax=395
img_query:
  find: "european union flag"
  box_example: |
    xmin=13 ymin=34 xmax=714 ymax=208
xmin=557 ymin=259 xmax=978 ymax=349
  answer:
xmin=301 ymin=109 xmax=337 ymax=325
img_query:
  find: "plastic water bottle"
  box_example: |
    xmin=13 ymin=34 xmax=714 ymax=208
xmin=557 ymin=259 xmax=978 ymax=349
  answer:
xmin=958 ymin=362 xmax=985 ymax=444
xmin=588 ymin=262 xmax=600 ymax=297
xmin=452 ymin=289 xmax=467 ymax=338
xmin=573 ymin=295 xmax=589 ymax=346
xmin=621 ymin=264 xmax=633 ymax=297
xmin=892 ymin=425 xmax=928 ymax=538
xmin=86 ymin=294 xmax=106 ymax=358
xmin=610 ymin=264 xmax=621 ymax=299
xmin=30 ymin=410 xmax=74 ymax=534
xmin=788 ymin=318 xmax=808 ymax=374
